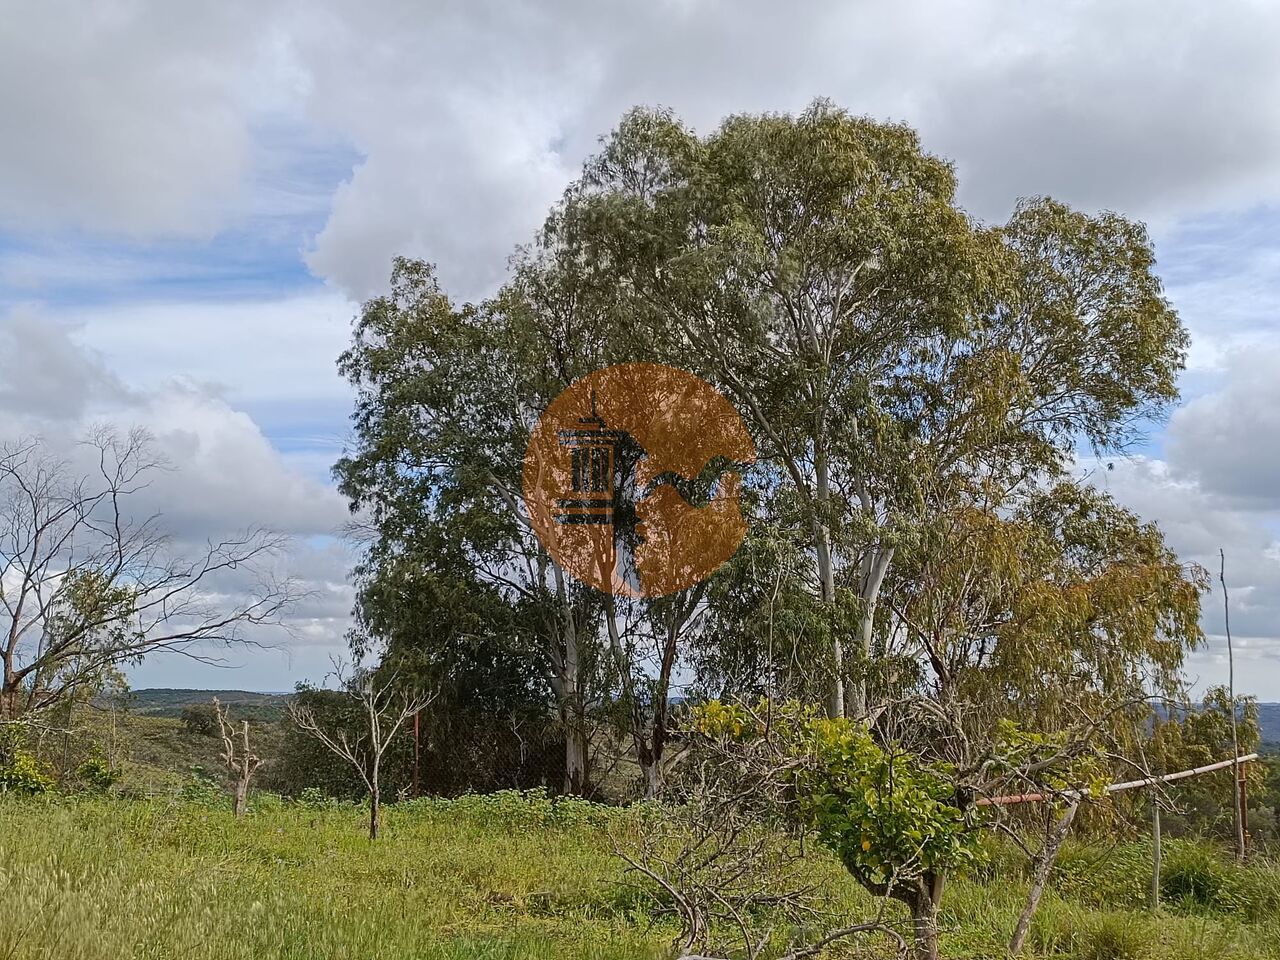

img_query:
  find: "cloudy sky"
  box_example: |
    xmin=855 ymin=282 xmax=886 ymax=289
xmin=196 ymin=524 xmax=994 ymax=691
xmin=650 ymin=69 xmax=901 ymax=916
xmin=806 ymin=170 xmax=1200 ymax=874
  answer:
xmin=3 ymin=0 xmax=1280 ymax=695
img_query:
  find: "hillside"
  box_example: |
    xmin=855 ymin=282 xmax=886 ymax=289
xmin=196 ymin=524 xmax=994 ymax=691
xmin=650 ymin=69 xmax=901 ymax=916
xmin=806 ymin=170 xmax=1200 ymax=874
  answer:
xmin=105 ymin=688 xmax=292 ymax=722
xmin=1260 ymin=703 xmax=1280 ymax=752
xmin=118 ymin=691 xmax=1280 ymax=752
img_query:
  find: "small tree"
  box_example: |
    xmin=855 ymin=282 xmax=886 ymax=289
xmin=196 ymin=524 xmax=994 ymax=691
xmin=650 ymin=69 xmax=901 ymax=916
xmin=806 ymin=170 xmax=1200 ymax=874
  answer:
xmin=288 ymin=665 xmax=433 ymax=839
xmin=214 ymin=698 xmax=264 ymax=816
xmin=684 ymin=700 xmax=1110 ymax=960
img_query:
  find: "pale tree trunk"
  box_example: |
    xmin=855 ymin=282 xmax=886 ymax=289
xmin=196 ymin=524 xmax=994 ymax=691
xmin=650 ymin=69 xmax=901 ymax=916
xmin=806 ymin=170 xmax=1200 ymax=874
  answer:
xmin=605 ymin=592 xmax=696 ymax=801
xmin=560 ymin=630 xmax=590 ymax=796
xmin=851 ymin=545 xmax=893 ymax=720
xmin=217 ymin=705 xmax=262 ymax=817
xmin=368 ymin=751 xmax=381 ymax=840
xmin=815 ymin=518 xmax=841 ymax=719
xmin=233 ymin=720 xmax=252 ymax=816
xmin=814 ymin=445 xmax=841 ymax=718
xmin=1009 ymin=801 xmax=1078 ymax=955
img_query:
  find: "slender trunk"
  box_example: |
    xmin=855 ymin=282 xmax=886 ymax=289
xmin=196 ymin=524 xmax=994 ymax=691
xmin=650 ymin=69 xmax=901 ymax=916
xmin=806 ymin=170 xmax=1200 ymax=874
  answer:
xmin=1009 ymin=802 xmax=1078 ymax=955
xmin=232 ymin=719 xmax=251 ymax=816
xmin=552 ymin=564 xmax=589 ymax=797
xmin=369 ymin=784 xmax=380 ymax=840
xmin=815 ymin=520 xmax=841 ymax=718
xmin=851 ymin=545 xmax=893 ymax=721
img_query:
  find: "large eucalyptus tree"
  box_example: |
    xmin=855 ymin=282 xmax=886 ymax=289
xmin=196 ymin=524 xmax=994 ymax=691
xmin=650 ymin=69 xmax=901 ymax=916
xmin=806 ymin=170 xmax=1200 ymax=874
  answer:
xmin=548 ymin=101 xmax=1190 ymax=720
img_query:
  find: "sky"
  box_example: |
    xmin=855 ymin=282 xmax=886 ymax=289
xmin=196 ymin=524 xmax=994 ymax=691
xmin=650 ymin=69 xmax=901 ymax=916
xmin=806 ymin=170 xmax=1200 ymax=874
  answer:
xmin=3 ymin=0 xmax=1280 ymax=695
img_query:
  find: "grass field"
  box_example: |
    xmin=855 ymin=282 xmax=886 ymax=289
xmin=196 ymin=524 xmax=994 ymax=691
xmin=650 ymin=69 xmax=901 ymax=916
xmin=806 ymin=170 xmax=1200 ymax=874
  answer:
xmin=1 ymin=793 xmax=1278 ymax=960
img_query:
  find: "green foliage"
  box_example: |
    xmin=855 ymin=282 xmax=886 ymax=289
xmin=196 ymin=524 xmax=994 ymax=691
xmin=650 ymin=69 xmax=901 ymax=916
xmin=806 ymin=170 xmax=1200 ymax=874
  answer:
xmin=0 ymin=725 xmax=54 ymax=795
xmin=1148 ymin=687 xmax=1264 ymax=842
xmin=74 ymin=756 xmax=121 ymax=795
xmin=178 ymin=769 xmax=225 ymax=807
xmin=1071 ymin=911 xmax=1154 ymax=960
xmin=796 ymin=715 xmax=985 ymax=889
xmin=406 ymin=788 xmax=617 ymax=832
xmin=1160 ymin=840 xmax=1280 ymax=920
xmin=1 ymin=798 xmax=1278 ymax=960
xmin=181 ymin=703 xmax=221 ymax=737
xmin=692 ymin=701 xmax=985 ymax=893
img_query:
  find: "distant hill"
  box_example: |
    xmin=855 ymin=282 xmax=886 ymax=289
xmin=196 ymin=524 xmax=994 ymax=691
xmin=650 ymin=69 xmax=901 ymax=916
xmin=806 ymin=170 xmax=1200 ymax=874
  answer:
xmin=105 ymin=688 xmax=292 ymax=723
xmin=107 ymin=691 xmax=1280 ymax=752
xmin=1260 ymin=702 xmax=1280 ymax=753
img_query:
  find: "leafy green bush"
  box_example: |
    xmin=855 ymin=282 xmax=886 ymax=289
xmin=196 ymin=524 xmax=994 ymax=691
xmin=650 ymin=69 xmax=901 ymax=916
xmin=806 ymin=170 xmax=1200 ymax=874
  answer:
xmin=0 ymin=725 xmax=54 ymax=795
xmin=1161 ymin=841 xmax=1231 ymax=910
xmin=1030 ymin=902 xmax=1152 ymax=960
xmin=692 ymin=701 xmax=986 ymax=890
xmin=248 ymin=791 xmax=286 ymax=813
xmin=295 ymin=786 xmax=343 ymax=809
xmin=177 ymin=770 xmax=225 ymax=807
xmin=74 ymin=757 xmax=121 ymax=795
xmin=181 ymin=703 xmax=221 ymax=737
xmin=1053 ymin=841 xmax=1150 ymax=908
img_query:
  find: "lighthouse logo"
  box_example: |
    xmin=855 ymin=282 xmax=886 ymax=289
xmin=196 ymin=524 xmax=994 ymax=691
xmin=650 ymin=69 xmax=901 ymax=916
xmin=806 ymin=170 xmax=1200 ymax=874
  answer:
xmin=523 ymin=363 xmax=755 ymax=597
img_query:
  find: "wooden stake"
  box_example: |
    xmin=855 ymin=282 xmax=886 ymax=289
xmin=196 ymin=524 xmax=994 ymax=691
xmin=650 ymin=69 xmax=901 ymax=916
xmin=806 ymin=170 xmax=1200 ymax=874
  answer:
xmin=1150 ymin=797 xmax=1161 ymax=913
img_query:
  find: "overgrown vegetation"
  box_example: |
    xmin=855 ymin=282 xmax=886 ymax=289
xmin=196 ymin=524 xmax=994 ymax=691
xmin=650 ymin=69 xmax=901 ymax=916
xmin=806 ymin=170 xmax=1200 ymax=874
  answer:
xmin=2 ymin=794 xmax=1279 ymax=960
xmin=4 ymin=99 xmax=1280 ymax=958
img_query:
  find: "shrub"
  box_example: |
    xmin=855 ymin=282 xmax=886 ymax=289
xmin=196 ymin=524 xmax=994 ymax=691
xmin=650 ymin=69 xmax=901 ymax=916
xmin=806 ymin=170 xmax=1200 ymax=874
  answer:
xmin=75 ymin=757 xmax=121 ymax=795
xmin=1160 ymin=840 xmax=1280 ymax=920
xmin=177 ymin=769 xmax=224 ymax=807
xmin=0 ymin=725 xmax=54 ymax=796
xmin=181 ymin=704 xmax=220 ymax=737
xmin=295 ymin=786 xmax=342 ymax=810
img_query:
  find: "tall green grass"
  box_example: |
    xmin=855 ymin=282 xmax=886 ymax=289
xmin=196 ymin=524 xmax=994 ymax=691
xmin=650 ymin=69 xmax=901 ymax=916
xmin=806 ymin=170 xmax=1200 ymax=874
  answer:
xmin=1 ymin=794 xmax=1277 ymax=959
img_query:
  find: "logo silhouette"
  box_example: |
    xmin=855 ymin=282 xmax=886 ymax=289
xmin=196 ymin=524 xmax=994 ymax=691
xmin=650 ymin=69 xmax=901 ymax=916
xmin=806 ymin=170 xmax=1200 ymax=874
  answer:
xmin=523 ymin=363 xmax=755 ymax=597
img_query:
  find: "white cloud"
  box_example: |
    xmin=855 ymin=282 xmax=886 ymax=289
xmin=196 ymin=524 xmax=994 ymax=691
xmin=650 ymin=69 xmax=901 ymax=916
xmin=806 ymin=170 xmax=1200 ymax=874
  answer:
xmin=1088 ymin=449 xmax=1280 ymax=699
xmin=0 ymin=300 xmax=354 ymax=689
xmin=7 ymin=1 xmax=1280 ymax=298
xmin=6 ymin=0 xmax=1280 ymax=693
xmin=69 ymin=292 xmax=354 ymax=411
xmin=0 ymin=306 xmax=135 ymax=422
xmin=0 ymin=1 xmax=264 ymax=236
xmin=1165 ymin=346 xmax=1280 ymax=509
